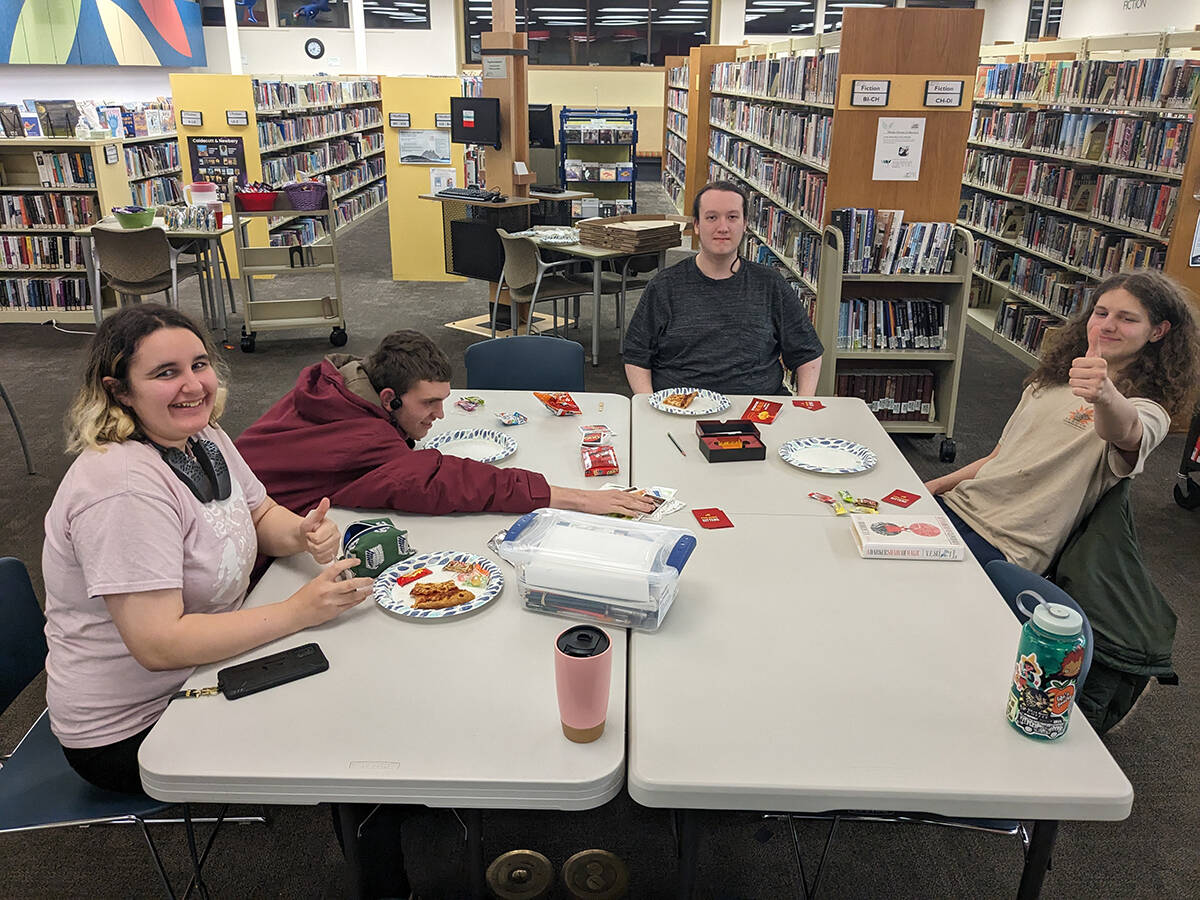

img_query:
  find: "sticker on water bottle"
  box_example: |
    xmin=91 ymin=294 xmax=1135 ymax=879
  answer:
xmin=1007 ymin=646 xmax=1085 ymax=739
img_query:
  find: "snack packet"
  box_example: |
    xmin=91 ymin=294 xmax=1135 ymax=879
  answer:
xmin=455 ymin=395 xmax=485 ymax=412
xmin=581 ymin=444 xmax=619 ymax=477
xmin=808 ymin=491 xmax=848 ymax=516
xmin=534 ymin=391 xmax=582 ymax=416
xmin=741 ymin=398 xmax=783 ymax=424
xmin=580 ymin=424 xmax=614 ymax=445
xmin=496 ymin=411 xmax=528 ymax=426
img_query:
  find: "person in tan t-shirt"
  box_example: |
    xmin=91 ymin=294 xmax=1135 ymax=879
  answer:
xmin=926 ymin=270 xmax=1200 ymax=573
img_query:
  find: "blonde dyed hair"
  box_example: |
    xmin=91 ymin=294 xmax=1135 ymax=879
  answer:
xmin=66 ymin=304 xmax=229 ymax=454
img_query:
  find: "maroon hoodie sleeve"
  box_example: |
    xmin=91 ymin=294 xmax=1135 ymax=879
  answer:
xmin=329 ymin=445 xmax=552 ymax=515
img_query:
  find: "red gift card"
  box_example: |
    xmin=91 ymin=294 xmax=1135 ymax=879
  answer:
xmin=741 ymin=398 xmax=782 ymax=424
xmin=792 ymin=399 xmax=826 ymax=411
xmin=881 ymin=489 xmax=920 ymax=508
xmin=692 ymin=507 xmax=734 ymax=529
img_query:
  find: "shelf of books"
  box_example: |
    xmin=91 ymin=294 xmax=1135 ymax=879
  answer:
xmin=706 ymin=33 xmax=840 ymax=315
xmin=663 ymin=55 xmax=689 ymax=215
xmin=962 ymin=36 xmax=1200 ymax=367
xmin=0 ymin=137 xmax=132 ymax=323
xmin=561 ymin=107 xmax=637 ymax=218
xmin=171 ymin=74 xmax=387 ymax=269
xmin=815 ymin=221 xmax=972 ymax=448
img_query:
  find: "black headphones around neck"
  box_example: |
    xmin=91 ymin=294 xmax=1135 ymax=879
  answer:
xmin=148 ymin=437 xmax=232 ymax=503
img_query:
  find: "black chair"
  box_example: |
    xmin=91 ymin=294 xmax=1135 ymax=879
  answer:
xmin=0 ymin=557 xmax=229 ymax=898
xmin=464 ymin=335 xmax=586 ymax=392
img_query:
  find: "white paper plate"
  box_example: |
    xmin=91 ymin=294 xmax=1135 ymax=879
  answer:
xmin=778 ymin=437 xmax=877 ymax=474
xmin=374 ymin=551 xmax=504 ymax=620
xmin=423 ymin=428 xmax=517 ymax=463
xmin=648 ymin=387 xmax=730 ymax=417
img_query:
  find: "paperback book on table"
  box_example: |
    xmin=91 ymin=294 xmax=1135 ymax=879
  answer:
xmin=850 ymin=513 xmax=965 ymax=561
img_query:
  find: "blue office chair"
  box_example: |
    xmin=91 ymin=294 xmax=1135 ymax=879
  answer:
xmin=0 ymin=557 xmax=216 ymax=899
xmin=986 ymin=559 xmax=1094 ymax=689
xmin=765 ymin=563 xmax=1093 ymax=899
xmin=464 ymin=335 xmax=586 ymax=392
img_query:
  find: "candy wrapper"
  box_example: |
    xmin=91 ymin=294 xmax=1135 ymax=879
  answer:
xmin=579 ymin=424 xmax=615 ymax=446
xmin=496 ymin=411 xmax=528 ymax=427
xmin=581 ymin=444 xmax=619 ymax=477
xmin=809 ymin=491 xmax=848 ymax=516
xmin=534 ymin=391 xmax=582 ymax=416
xmin=396 ymin=567 xmax=432 ymax=587
xmin=455 ymin=395 xmax=485 ymax=412
xmin=838 ymin=490 xmax=879 ymax=514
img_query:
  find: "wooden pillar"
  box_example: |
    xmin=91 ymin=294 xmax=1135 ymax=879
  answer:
xmin=481 ymin=1 xmax=533 ymax=199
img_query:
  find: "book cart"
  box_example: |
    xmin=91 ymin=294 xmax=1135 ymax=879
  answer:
xmin=961 ymin=31 xmax=1200 ymax=368
xmin=815 ymin=225 xmax=974 ymax=462
xmin=559 ymin=107 xmax=638 ymax=216
xmin=228 ymin=176 xmax=347 ymax=352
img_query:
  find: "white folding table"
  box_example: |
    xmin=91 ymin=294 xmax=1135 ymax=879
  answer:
xmin=139 ymin=391 xmax=632 ymax=896
xmin=627 ymin=393 xmax=1133 ymax=899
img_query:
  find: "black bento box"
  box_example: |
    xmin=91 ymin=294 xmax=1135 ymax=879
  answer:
xmin=695 ymin=419 xmax=766 ymax=462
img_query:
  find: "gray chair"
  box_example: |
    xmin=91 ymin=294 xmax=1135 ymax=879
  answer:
xmin=493 ymin=229 xmax=624 ymax=340
xmin=0 ymin=379 xmax=34 ymax=475
xmin=92 ymin=225 xmax=204 ymax=309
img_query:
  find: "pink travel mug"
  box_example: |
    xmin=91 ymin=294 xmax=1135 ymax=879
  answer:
xmin=554 ymin=625 xmax=613 ymax=743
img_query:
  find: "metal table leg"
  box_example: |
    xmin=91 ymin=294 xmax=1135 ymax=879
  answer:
xmin=1017 ymin=820 xmax=1058 ymax=899
xmin=675 ymin=808 xmax=699 ymax=900
xmin=464 ymin=808 xmax=486 ymax=899
xmin=216 ymin=238 xmax=236 ymax=314
xmin=0 ymin=381 xmax=35 ymax=475
xmin=85 ymin=234 xmax=102 ymax=325
xmin=592 ymin=258 xmax=602 ymax=366
xmin=206 ymin=237 xmax=229 ymax=342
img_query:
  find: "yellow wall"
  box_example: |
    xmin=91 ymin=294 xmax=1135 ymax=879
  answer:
xmin=169 ymin=73 xmax=263 ymax=271
xmin=524 ymin=68 xmax=666 ymax=157
xmin=382 ymin=76 xmax=466 ymax=282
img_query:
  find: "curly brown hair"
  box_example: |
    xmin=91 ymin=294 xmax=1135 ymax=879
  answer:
xmin=1026 ymin=270 xmax=1200 ymax=418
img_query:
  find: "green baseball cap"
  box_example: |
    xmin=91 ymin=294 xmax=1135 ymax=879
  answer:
xmin=340 ymin=517 xmax=415 ymax=579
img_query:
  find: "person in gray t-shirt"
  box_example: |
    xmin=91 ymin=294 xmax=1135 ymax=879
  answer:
xmin=623 ymin=181 xmax=823 ymax=396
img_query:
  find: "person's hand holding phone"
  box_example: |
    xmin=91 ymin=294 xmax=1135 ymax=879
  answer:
xmin=300 ymin=497 xmax=339 ymax=564
xmin=288 ymin=558 xmax=373 ymax=628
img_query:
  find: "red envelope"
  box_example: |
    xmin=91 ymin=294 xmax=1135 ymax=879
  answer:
xmin=881 ymin=489 xmax=920 ymax=508
xmin=692 ymin=507 xmax=734 ymax=529
xmin=792 ymin=400 xmax=826 ymax=411
xmin=741 ymin=398 xmax=782 ymax=424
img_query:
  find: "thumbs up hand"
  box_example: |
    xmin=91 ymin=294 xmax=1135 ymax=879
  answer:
xmin=1069 ymin=327 xmax=1111 ymax=405
xmin=300 ymin=497 xmax=340 ymax=564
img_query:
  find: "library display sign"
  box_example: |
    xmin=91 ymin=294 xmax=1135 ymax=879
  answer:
xmin=389 ymin=113 xmax=411 ymax=128
xmin=180 ymin=110 xmax=203 ymax=127
xmin=924 ymin=80 xmax=964 ymax=108
xmin=187 ymin=136 xmax=247 ymax=200
xmin=852 ymin=80 xmax=891 ymax=108
xmin=226 ymin=110 xmax=249 ymax=126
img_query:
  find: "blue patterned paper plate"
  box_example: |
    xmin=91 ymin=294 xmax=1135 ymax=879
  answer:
xmin=648 ymin=387 xmax=731 ymax=416
xmin=422 ymin=428 xmax=517 ymax=464
xmin=778 ymin=437 xmax=877 ymax=474
xmin=374 ymin=550 xmax=504 ymax=620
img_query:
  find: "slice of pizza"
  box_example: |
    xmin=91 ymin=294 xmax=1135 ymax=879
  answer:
xmin=413 ymin=588 xmax=475 ymax=610
xmin=663 ymin=391 xmax=698 ymax=409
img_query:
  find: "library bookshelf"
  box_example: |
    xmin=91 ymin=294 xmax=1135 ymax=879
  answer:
xmin=696 ymin=7 xmax=982 ymax=446
xmin=560 ymin=107 xmax=638 ymax=217
xmin=663 ymin=54 xmax=689 ymax=215
xmin=815 ymin=225 xmax=974 ymax=459
xmin=170 ymin=73 xmax=387 ymax=275
xmin=961 ymin=32 xmax=1200 ymax=368
xmin=0 ymin=136 xmax=145 ymax=324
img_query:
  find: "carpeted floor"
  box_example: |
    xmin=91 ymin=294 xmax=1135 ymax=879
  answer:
xmin=1 ymin=183 xmax=1197 ymax=898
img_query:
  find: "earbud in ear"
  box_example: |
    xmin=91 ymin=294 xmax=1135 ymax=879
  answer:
xmin=390 ymin=396 xmax=402 ymax=411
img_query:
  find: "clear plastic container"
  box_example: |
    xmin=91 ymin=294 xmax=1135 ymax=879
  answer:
xmin=490 ymin=509 xmax=697 ymax=632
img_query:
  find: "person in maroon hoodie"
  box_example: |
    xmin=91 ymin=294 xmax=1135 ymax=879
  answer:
xmin=236 ymin=330 xmax=656 ymax=519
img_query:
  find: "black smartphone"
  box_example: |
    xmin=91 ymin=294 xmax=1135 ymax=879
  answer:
xmin=217 ymin=643 xmax=329 ymax=700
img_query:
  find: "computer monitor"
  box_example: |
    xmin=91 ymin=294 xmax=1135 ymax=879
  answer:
xmin=449 ymin=96 xmax=502 ymax=149
xmin=528 ymin=104 xmax=555 ymax=149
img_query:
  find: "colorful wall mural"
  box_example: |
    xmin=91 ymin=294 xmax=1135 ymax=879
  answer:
xmin=1 ymin=0 xmax=206 ymax=67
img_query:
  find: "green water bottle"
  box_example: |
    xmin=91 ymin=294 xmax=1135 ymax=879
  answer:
xmin=1006 ymin=591 xmax=1086 ymax=740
